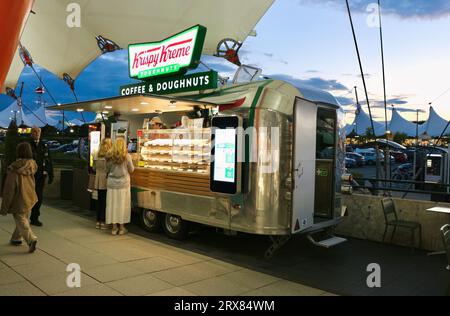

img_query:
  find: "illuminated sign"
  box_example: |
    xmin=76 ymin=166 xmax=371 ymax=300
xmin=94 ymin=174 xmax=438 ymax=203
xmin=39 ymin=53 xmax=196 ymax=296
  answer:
xmin=214 ymin=129 xmax=237 ymax=183
xmin=89 ymin=131 xmax=101 ymax=168
xmin=120 ymin=71 xmax=217 ymax=96
xmin=128 ymin=25 xmax=207 ymax=80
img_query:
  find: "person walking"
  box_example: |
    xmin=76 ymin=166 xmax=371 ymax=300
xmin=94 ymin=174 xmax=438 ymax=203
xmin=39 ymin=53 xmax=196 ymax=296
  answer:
xmin=0 ymin=142 xmax=38 ymax=253
xmin=29 ymin=126 xmax=54 ymax=226
xmin=93 ymin=138 xmax=112 ymax=229
xmin=105 ymin=138 xmax=134 ymax=235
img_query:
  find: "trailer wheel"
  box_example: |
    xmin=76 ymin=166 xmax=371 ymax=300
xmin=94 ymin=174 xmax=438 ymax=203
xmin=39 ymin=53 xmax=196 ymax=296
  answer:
xmin=140 ymin=209 xmax=162 ymax=233
xmin=163 ymin=213 xmax=189 ymax=240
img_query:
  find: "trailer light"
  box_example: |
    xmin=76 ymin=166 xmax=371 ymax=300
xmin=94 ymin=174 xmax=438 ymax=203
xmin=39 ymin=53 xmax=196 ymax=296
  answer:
xmin=132 ymin=108 xmax=139 ymax=112
xmin=341 ymin=185 xmax=353 ymax=195
xmin=105 ymin=106 xmax=113 ymax=109
xmin=341 ymin=174 xmax=352 ymax=182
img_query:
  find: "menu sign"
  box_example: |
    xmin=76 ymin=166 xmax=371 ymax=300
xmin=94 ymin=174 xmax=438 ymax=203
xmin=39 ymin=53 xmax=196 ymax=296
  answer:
xmin=213 ymin=129 xmax=237 ymax=183
xmin=210 ymin=116 xmax=242 ymax=195
xmin=128 ymin=25 xmax=207 ymax=80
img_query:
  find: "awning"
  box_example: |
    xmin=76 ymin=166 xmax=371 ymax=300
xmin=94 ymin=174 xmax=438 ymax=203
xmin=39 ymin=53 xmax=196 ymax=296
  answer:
xmin=46 ymin=94 xmax=216 ymax=115
xmin=4 ymin=0 xmax=274 ymax=90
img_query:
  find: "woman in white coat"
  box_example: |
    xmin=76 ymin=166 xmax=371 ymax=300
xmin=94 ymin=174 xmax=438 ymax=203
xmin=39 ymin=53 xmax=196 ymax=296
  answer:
xmin=105 ymin=138 xmax=134 ymax=235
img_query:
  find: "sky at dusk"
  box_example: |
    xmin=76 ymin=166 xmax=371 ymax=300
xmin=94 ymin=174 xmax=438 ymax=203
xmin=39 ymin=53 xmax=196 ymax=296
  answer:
xmin=2 ymin=0 xmax=450 ymax=125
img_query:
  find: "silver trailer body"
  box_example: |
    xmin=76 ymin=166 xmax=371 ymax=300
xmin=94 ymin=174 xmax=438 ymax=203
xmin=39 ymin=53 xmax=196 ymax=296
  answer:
xmin=131 ymin=79 xmax=347 ymax=236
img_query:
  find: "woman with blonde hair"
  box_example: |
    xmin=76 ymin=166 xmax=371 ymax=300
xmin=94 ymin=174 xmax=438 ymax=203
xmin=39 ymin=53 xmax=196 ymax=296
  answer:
xmin=105 ymin=138 xmax=134 ymax=235
xmin=93 ymin=138 xmax=112 ymax=229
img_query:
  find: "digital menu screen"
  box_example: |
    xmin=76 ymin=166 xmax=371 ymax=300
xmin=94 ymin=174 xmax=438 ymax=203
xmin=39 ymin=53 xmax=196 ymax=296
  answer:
xmin=213 ymin=129 xmax=236 ymax=183
xmin=210 ymin=116 xmax=241 ymax=195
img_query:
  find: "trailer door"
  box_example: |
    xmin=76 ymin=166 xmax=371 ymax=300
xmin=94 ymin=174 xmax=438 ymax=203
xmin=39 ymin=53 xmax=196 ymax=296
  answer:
xmin=292 ymin=98 xmax=317 ymax=233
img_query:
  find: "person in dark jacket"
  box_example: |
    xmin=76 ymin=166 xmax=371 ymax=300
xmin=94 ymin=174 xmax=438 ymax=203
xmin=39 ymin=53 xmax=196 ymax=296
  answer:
xmin=29 ymin=126 xmax=54 ymax=226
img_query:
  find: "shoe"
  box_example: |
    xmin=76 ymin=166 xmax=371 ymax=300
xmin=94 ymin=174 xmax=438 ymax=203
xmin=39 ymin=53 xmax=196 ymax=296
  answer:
xmin=10 ymin=239 xmax=23 ymax=246
xmin=100 ymin=223 xmax=109 ymax=230
xmin=28 ymin=240 xmax=37 ymax=253
xmin=30 ymin=220 xmax=43 ymax=227
xmin=118 ymin=228 xmax=128 ymax=236
xmin=96 ymin=222 xmax=101 ymax=229
xmin=111 ymin=228 xmax=118 ymax=235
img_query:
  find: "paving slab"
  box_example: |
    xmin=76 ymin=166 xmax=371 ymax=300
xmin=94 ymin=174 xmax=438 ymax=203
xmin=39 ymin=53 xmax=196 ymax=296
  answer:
xmin=242 ymin=280 xmax=327 ymax=296
xmin=0 ymin=267 xmax=26 ymax=285
xmin=83 ymin=262 xmax=146 ymax=283
xmin=58 ymin=253 xmax=119 ymax=270
xmin=0 ymin=250 xmax=62 ymax=267
xmin=152 ymin=264 xmax=223 ymax=287
xmin=0 ymin=281 xmax=46 ymax=296
xmin=31 ymin=272 xmax=100 ymax=295
xmin=182 ymin=275 xmax=252 ymax=296
xmin=220 ymin=269 xmax=280 ymax=289
xmin=149 ymin=287 xmax=197 ymax=296
xmin=125 ymin=256 xmax=183 ymax=273
xmin=56 ymin=283 xmax=123 ymax=296
xmin=12 ymin=260 xmax=69 ymax=281
xmin=106 ymin=274 xmax=173 ymax=296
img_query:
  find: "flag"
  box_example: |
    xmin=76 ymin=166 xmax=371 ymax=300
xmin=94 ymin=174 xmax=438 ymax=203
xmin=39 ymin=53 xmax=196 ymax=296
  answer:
xmin=35 ymin=86 xmax=45 ymax=94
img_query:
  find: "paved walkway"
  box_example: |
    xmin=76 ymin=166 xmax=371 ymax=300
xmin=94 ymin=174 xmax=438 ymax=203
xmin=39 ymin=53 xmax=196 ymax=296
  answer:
xmin=0 ymin=203 xmax=334 ymax=296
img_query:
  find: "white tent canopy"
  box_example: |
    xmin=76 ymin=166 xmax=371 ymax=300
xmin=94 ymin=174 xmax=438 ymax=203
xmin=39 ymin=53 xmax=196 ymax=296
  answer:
xmin=388 ymin=108 xmax=420 ymax=137
xmin=420 ymin=106 xmax=450 ymax=138
xmin=346 ymin=108 xmax=385 ymax=137
xmin=4 ymin=0 xmax=274 ymax=90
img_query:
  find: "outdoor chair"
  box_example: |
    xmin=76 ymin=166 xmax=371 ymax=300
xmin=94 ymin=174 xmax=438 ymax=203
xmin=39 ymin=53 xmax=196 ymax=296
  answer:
xmin=381 ymin=198 xmax=422 ymax=249
xmin=441 ymin=224 xmax=450 ymax=271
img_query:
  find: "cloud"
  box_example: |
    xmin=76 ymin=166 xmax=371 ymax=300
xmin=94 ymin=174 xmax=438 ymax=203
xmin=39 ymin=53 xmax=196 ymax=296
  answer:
xmin=388 ymin=107 xmax=426 ymax=113
xmin=306 ymin=70 xmax=320 ymax=73
xmin=269 ymin=74 xmax=349 ymax=92
xmin=342 ymin=73 xmax=371 ymax=79
xmin=299 ymin=0 xmax=450 ymax=19
xmin=336 ymin=96 xmax=355 ymax=106
xmin=240 ymin=49 xmax=289 ymax=66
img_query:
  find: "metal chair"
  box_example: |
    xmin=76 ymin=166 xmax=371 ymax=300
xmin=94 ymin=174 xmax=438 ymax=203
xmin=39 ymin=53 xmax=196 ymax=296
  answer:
xmin=441 ymin=224 xmax=450 ymax=271
xmin=381 ymin=198 xmax=422 ymax=249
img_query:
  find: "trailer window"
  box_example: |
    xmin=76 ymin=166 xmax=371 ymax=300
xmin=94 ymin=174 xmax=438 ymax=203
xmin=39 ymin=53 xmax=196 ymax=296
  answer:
xmin=316 ymin=109 xmax=336 ymax=159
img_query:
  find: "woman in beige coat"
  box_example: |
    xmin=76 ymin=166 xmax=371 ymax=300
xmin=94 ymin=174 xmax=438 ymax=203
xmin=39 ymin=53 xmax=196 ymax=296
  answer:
xmin=0 ymin=142 xmax=38 ymax=253
xmin=93 ymin=138 xmax=112 ymax=229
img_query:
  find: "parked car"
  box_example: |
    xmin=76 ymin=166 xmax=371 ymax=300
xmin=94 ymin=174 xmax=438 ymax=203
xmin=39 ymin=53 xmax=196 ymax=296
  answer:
xmin=391 ymin=151 xmax=408 ymax=163
xmin=357 ymin=151 xmax=385 ymax=165
xmin=392 ymin=163 xmax=413 ymax=180
xmin=346 ymin=152 xmax=365 ymax=167
xmin=345 ymin=157 xmax=357 ymax=168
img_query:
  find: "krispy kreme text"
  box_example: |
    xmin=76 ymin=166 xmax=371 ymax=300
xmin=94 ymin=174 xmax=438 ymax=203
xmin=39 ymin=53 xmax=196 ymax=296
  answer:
xmin=128 ymin=25 xmax=206 ymax=79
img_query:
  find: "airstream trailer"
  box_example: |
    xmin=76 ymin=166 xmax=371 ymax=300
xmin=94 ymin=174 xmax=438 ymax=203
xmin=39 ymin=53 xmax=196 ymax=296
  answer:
xmin=52 ymin=79 xmax=348 ymax=257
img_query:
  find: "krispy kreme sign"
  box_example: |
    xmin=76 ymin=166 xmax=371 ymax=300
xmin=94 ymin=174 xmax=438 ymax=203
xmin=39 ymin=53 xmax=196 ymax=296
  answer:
xmin=128 ymin=25 xmax=207 ymax=80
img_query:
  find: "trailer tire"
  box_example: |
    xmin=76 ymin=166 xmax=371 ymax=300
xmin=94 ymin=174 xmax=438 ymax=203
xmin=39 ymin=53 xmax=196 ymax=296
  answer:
xmin=140 ymin=209 xmax=162 ymax=233
xmin=163 ymin=213 xmax=189 ymax=240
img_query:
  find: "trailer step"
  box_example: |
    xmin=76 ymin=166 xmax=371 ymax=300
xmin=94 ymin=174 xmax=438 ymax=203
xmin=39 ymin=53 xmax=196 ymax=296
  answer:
xmin=307 ymin=234 xmax=347 ymax=248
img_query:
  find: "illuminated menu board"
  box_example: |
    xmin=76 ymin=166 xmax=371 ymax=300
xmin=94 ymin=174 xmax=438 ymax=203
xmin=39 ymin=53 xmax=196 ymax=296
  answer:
xmin=213 ymin=129 xmax=236 ymax=183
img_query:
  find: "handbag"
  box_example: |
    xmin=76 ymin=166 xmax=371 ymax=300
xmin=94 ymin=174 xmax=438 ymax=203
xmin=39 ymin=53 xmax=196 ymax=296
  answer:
xmin=87 ymin=173 xmax=96 ymax=192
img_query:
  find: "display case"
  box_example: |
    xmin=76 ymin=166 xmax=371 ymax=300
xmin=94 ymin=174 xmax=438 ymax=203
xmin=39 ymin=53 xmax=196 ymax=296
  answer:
xmin=137 ymin=128 xmax=211 ymax=174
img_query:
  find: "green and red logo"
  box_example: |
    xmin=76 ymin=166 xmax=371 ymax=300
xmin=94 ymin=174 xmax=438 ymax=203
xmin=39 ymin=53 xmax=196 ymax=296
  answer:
xmin=128 ymin=25 xmax=207 ymax=80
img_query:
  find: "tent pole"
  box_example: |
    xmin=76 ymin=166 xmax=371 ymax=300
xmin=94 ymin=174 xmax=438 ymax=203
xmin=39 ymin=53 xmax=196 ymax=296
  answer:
xmin=346 ymin=0 xmax=380 ymax=193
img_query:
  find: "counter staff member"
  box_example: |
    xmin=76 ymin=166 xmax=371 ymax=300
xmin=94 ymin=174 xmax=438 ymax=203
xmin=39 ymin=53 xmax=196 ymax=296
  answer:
xmin=29 ymin=127 xmax=54 ymax=227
